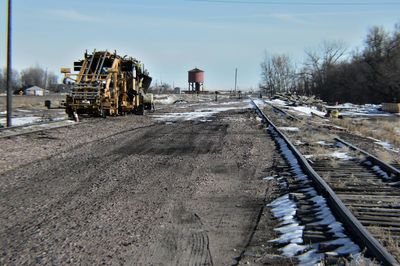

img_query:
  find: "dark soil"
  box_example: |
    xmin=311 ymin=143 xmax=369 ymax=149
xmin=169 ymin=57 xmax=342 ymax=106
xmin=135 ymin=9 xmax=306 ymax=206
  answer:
xmin=1 ymin=102 xmax=283 ymax=265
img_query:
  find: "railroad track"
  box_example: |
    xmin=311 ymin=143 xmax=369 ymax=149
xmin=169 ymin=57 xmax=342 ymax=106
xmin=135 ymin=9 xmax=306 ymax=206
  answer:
xmin=251 ymin=99 xmax=399 ymax=265
xmin=0 ymin=119 xmax=80 ymax=139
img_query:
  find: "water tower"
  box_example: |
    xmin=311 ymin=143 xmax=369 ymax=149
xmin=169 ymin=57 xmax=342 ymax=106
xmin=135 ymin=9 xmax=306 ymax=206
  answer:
xmin=188 ymin=68 xmax=204 ymax=93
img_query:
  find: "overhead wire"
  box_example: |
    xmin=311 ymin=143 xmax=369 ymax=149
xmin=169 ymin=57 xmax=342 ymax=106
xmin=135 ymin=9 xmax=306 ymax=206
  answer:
xmin=185 ymin=0 xmax=400 ymax=6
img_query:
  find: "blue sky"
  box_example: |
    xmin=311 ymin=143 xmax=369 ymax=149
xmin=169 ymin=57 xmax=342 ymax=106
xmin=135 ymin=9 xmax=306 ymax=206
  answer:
xmin=0 ymin=0 xmax=399 ymax=90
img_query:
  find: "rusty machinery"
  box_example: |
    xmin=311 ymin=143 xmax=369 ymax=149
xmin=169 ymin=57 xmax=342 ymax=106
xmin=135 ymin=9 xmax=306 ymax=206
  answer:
xmin=61 ymin=50 xmax=153 ymax=118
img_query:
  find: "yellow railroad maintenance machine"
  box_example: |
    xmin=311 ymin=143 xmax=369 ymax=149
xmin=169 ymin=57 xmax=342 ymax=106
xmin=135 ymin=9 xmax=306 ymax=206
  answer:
xmin=61 ymin=50 xmax=153 ymax=118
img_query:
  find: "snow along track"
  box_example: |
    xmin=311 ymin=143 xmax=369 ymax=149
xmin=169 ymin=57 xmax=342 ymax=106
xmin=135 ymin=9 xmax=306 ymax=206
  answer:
xmin=260 ymin=97 xmax=400 ymax=261
xmin=0 ymin=119 xmax=82 ymax=139
xmin=251 ymin=98 xmax=399 ymax=265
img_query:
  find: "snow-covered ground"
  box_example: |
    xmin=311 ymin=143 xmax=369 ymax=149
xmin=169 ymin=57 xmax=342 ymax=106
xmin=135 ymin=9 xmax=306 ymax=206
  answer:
xmin=369 ymin=137 xmax=400 ymax=153
xmin=278 ymin=127 xmax=300 ymax=132
xmin=152 ymin=100 xmax=250 ymax=123
xmin=153 ymin=95 xmax=179 ymax=105
xmin=265 ymin=98 xmax=397 ymax=117
xmin=264 ymin=99 xmax=287 ymax=106
xmin=0 ymin=116 xmax=43 ymax=127
xmin=292 ymin=106 xmax=326 ymax=117
xmin=0 ymin=116 xmax=69 ymax=127
xmin=327 ymin=103 xmax=394 ymax=117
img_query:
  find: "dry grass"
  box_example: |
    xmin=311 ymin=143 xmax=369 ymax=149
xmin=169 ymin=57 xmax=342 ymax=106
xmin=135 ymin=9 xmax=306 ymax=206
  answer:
xmin=343 ymin=173 xmax=359 ymax=187
xmin=332 ymin=118 xmax=400 ymax=148
xmin=334 ymin=178 xmax=346 ymax=188
xmin=319 ymin=172 xmax=331 ymax=183
xmin=319 ymin=249 xmax=379 ymax=266
xmin=375 ymin=149 xmax=399 ymax=164
xmin=345 ymin=254 xmax=380 ymax=266
xmin=368 ymin=226 xmax=400 ymax=262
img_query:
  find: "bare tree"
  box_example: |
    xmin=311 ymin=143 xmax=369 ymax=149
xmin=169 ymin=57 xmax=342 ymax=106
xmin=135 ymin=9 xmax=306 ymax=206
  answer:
xmin=362 ymin=25 xmax=400 ymax=102
xmin=0 ymin=68 xmax=20 ymax=93
xmin=0 ymin=69 xmax=3 ymax=92
xmin=20 ymin=66 xmax=46 ymax=88
xmin=46 ymin=72 xmax=59 ymax=90
xmin=260 ymin=23 xmax=399 ymax=104
xmin=303 ymin=41 xmax=347 ymax=98
xmin=364 ymin=26 xmax=390 ymax=60
xmin=304 ymin=41 xmax=347 ymax=82
xmin=260 ymin=53 xmax=296 ymax=96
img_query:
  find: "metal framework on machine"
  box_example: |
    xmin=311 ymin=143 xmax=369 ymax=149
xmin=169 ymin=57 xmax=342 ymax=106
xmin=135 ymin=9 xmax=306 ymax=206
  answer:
xmin=61 ymin=50 xmax=152 ymax=117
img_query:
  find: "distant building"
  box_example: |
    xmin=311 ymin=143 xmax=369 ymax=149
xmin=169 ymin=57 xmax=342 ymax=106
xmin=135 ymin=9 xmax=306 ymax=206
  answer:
xmin=173 ymin=87 xmax=181 ymax=94
xmin=25 ymin=86 xmax=50 ymax=96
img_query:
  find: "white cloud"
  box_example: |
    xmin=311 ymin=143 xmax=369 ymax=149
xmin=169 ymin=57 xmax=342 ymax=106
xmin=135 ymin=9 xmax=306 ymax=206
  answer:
xmin=269 ymin=13 xmax=307 ymax=25
xmin=205 ymin=9 xmax=398 ymax=24
xmin=44 ymin=9 xmax=99 ymax=22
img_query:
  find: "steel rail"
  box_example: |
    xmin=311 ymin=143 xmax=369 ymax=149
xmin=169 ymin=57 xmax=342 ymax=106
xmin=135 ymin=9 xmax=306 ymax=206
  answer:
xmin=0 ymin=120 xmax=83 ymax=139
xmin=251 ymin=98 xmax=399 ymax=266
xmin=335 ymin=137 xmax=400 ymax=179
xmin=0 ymin=118 xmax=71 ymax=132
xmin=263 ymin=101 xmax=300 ymax=121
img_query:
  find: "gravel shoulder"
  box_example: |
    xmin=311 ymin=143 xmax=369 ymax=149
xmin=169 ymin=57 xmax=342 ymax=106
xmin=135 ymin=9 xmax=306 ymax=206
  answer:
xmin=1 ymin=101 xmax=281 ymax=265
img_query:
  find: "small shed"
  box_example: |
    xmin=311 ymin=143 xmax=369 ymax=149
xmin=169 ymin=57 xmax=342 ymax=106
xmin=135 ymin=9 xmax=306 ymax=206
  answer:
xmin=173 ymin=87 xmax=181 ymax=94
xmin=25 ymin=86 xmax=50 ymax=96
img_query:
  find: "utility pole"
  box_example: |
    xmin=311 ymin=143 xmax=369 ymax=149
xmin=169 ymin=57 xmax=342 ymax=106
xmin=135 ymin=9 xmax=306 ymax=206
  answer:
xmin=44 ymin=68 xmax=48 ymax=90
xmin=234 ymin=68 xmax=238 ymax=93
xmin=6 ymin=0 xmax=12 ymax=127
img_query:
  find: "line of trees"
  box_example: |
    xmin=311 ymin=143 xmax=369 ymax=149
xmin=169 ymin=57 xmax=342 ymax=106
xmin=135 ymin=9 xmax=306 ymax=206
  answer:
xmin=260 ymin=23 xmax=400 ymax=104
xmin=0 ymin=65 xmax=59 ymax=93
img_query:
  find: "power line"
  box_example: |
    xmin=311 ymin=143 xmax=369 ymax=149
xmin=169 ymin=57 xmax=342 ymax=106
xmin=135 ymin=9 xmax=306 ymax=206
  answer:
xmin=186 ymin=0 xmax=400 ymax=6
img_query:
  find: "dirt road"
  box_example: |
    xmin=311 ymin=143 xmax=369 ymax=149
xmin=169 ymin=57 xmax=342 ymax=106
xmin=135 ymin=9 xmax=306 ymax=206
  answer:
xmin=1 ymin=100 xmax=281 ymax=265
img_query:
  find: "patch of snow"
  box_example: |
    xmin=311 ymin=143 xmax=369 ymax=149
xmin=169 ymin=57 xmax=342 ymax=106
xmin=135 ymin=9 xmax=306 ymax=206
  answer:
xmin=280 ymin=243 xmax=308 ymax=257
xmin=336 ymin=103 xmax=394 ymax=117
xmin=153 ymin=95 xmax=178 ymax=105
xmin=329 ymin=151 xmax=353 ymax=160
xmin=326 ymin=103 xmax=357 ymax=109
xmin=263 ymin=176 xmax=275 ymax=181
xmin=152 ymin=105 xmax=244 ymax=122
xmin=278 ymin=127 xmax=300 ymax=132
xmin=268 ymin=194 xmax=303 ymax=244
xmin=290 ymin=106 xmax=326 ymax=117
xmin=374 ymin=140 xmax=399 ymax=153
xmin=263 ymin=124 xmax=360 ymax=264
xmin=341 ymin=111 xmax=392 ymax=117
xmin=335 ymin=141 xmax=346 ymax=148
xmin=264 ymin=99 xmax=287 ymax=106
xmin=51 ymin=116 xmax=67 ymax=122
xmin=16 ymin=109 xmax=33 ymax=113
xmin=0 ymin=116 xmax=42 ymax=126
xmin=252 ymin=99 xmax=267 ymax=108
xmin=316 ymin=140 xmax=331 ymax=146
xmin=210 ymin=101 xmax=242 ymax=106
xmin=371 ymin=165 xmax=391 ymax=180
xmin=297 ymin=249 xmax=325 ymax=265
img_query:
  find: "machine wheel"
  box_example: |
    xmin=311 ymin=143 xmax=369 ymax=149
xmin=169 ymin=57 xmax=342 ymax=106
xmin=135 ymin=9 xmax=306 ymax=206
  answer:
xmin=99 ymin=108 xmax=106 ymax=118
xmin=66 ymin=108 xmax=75 ymax=120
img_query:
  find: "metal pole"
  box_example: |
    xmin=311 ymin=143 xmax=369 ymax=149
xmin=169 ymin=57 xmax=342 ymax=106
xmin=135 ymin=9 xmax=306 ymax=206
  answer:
xmin=44 ymin=68 xmax=48 ymax=90
xmin=6 ymin=0 xmax=12 ymax=127
xmin=234 ymin=68 xmax=237 ymax=93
